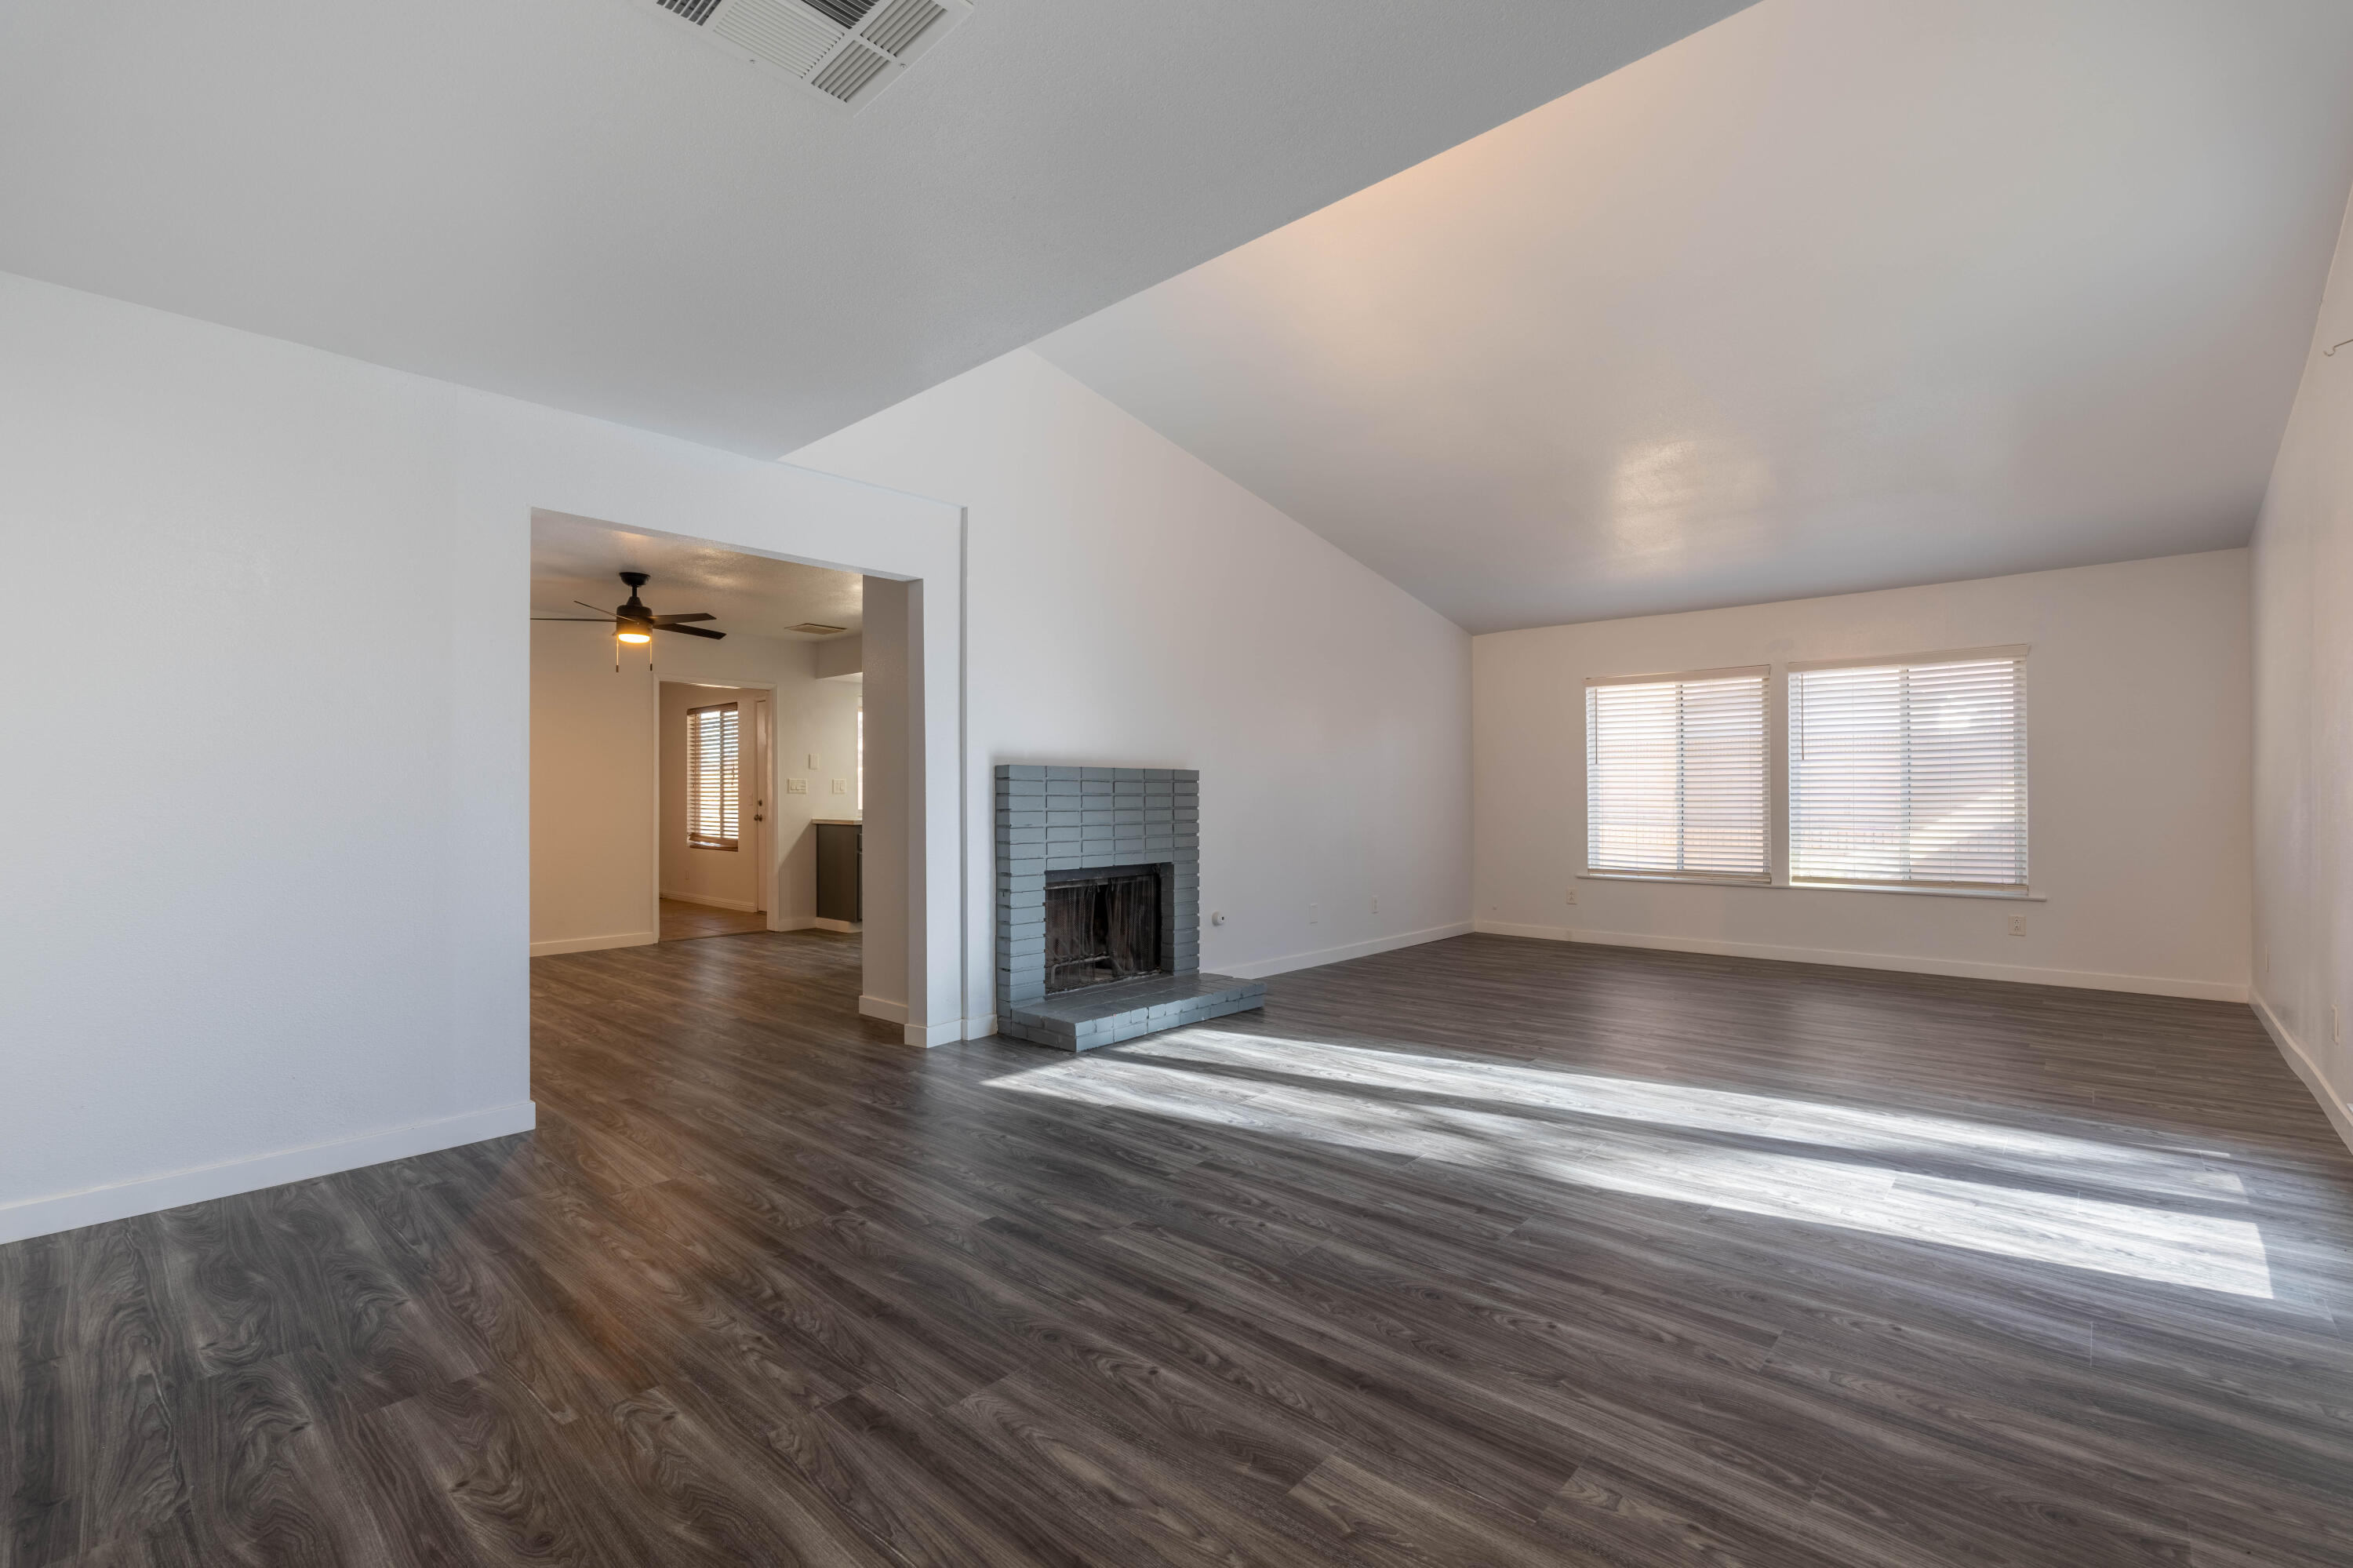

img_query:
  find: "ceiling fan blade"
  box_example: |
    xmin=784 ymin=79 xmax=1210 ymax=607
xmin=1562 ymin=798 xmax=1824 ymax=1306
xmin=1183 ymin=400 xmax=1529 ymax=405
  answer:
xmin=652 ymin=612 xmax=715 ymax=624
xmin=660 ymin=624 xmax=726 ymax=639
xmin=533 ymin=616 xmax=615 ymax=621
xmin=575 ymin=599 xmax=622 ymax=616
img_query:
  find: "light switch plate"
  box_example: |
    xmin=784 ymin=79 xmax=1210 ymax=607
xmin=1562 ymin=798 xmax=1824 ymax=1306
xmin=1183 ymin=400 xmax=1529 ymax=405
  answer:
xmin=831 ymin=779 xmax=847 ymax=795
xmin=786 ymin=778 xmax=808 ymax=795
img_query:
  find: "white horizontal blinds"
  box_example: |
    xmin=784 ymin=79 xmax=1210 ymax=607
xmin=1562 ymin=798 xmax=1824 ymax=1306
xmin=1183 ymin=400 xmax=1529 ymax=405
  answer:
xmin=1789 ymin=657 xmax=2026 ymax=887
xmin=689 ymin=702 xmax=740 ymax=850
xmin=1585 ymin=671 xmax=1768 ymax=879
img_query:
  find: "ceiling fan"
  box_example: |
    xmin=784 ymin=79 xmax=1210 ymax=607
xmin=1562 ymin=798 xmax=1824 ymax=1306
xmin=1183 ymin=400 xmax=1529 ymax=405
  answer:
xmin=533 ymin=572 xmax=726 ymax=646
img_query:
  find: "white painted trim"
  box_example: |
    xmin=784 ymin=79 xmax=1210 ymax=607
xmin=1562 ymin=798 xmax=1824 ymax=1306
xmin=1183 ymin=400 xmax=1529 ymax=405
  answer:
xmin=861 ymin=991 xmax=959 ymax=1047
xmin=966 ymin=1012 xmax=998 ymax=1040
xmin=769 ymin=915 xmax=820 ymax=932
xmin=1577 ymin=871 xmax=2046 ymax=901
xmin=2253 ymin=993 xmax=2353 ymax=1158
xmin=1221 ymin=922 xmax=1475 ymax=981
xmin=1787 ymin=642 xmax=2031 ymax=673
xmin=660 ymin=890 xmax=760 ymax=912
xmin=1471 ymin=922 xmax=2247 ymax=1002
xmin=1587 ymin=662 xmax=1768 ymax=688
xmin=816 ymin=917 xmax=862 ymax=933
xmin=0 ymin=1101 xmax=539 ymax=1246
xmin=530 ymin=930 xmax=656 ymax=957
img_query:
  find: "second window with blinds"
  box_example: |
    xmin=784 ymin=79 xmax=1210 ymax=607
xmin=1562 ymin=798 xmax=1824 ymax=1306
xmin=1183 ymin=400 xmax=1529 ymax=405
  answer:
xmin=687 ymin=700 xmax=740 ymax=852
xmin=1584 ymin=652 xmax=2028 ymax=890
xmin=1787 ymin=652 xmax=2026 ymax=890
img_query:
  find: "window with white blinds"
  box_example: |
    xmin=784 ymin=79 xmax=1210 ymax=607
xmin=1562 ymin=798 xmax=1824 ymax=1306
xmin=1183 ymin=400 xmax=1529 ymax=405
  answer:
xmin=1788 ymin=653 xmax=2026 ymax=888
xmin=1585 ymin=668 xmax=1768 ymax=881
xmin=688 ymin=701 xmax=740 ymax=850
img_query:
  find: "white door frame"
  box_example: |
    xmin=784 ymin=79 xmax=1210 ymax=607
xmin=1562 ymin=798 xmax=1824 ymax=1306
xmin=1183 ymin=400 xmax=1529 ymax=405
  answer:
xmin=495 ymin=470 xmax=969 ymax=1050
xmin=646 ymin=679 xmax=776 ymax=929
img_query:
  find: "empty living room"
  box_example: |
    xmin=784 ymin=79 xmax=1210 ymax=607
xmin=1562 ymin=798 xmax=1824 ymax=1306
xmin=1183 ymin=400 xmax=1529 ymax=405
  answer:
xmin=9 ymin=2 xmax=2353 ymax=1564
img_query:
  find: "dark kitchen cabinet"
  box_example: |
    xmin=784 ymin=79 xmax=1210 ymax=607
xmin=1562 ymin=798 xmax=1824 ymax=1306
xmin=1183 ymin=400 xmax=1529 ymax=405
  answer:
xmin=815 ymin=820 xmax=862 ymax=924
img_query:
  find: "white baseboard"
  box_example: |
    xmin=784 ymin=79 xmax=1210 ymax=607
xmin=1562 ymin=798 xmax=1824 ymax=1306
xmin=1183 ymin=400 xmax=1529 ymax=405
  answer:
xmin=530 ymin=930 xmax=656 ymax=957
xmin=856 ymin=994 xmax=965 ymax=1048
xmin=660 ymin=891 xmax=761 ymax=912
xmin=967 ymin=1013 xmax=998 ymax=1040
xmin=0 ymin=1100 xmax=538 ymax=1246
xmin=769 ymin=915 xmax=819 ymax=932
xmin=2253 ymin=993 xmax=2353 ymax=1158
xmin=1471 ymin=921 xmax=2248 ymax=1003
xmin=815 ymin=918 xmax=862 ymax=933
xmin=1221 ymin=921 xmax=1475 ymax=981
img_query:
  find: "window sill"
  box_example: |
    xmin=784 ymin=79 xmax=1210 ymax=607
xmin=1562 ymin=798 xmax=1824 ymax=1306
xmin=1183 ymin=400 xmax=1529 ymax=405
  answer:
xmin=1578 ymin=872 xmax=2044 ymax=902
xmin=1578 ymin=871 xmax=1771 ymax=890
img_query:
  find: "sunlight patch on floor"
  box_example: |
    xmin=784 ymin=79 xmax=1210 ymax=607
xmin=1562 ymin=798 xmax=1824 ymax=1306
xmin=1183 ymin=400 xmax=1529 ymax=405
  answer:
xmin=987 ymin=1030 xmax=2273 ymax=1299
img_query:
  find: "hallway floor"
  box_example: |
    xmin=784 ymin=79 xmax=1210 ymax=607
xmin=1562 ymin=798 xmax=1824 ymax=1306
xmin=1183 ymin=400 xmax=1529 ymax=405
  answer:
xmin=657 ymin=897 xmax=769 ymax=942
xmin=8 ymin=933 xmax=2353 ymax=1566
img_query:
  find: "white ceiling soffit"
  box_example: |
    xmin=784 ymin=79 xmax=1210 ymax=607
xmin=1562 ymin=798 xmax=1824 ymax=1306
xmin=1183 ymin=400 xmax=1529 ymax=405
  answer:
xmin=1035 ymin=0 xmax=2353 ymax=633
xmin=531 ymin=511 xmax=863 ymax=640
xmin=0 ymin=0 xmax=1750 ymax=460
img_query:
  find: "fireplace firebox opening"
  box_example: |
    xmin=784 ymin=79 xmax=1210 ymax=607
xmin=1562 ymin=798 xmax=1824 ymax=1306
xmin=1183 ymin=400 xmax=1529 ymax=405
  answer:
xmin=1044 ymin=864 xmax=1169 ymax=992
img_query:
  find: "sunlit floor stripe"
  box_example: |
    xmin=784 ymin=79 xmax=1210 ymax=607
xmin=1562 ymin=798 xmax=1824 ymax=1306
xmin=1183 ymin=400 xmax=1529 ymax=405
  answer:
xmin=987 ymin=1030 xmax=2274 ymax=1298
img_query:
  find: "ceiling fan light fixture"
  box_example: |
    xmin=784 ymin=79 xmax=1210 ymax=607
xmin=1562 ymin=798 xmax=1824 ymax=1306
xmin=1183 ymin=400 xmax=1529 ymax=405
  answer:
xmin=616 ymin=626 xmax=653 ymax=644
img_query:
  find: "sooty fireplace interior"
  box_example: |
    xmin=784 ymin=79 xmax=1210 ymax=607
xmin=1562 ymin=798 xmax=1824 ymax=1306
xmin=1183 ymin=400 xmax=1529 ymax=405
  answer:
xmin=1046 ymin=864 xmax=1169 ymax=991
xmin=995 ymin=765 xmax=1266 ymax=1051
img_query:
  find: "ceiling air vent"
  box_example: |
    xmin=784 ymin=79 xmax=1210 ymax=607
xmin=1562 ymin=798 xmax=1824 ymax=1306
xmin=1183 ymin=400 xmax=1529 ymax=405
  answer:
xmin=630 ymin=0 xmax=969 ymax=111
xmin=790 ymin=622 xmax=849 ymax=635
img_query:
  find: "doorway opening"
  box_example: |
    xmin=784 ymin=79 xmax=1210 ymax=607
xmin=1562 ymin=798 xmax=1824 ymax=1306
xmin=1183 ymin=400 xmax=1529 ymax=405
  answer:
xmin=527 ymin=512 xmax=868 ymax=965
xmin=659 ymin=682 xmax=773 ymax=942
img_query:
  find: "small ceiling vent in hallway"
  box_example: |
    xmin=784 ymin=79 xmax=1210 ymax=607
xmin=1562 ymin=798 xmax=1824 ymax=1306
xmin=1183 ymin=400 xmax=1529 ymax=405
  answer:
xmin=638 ymin=0 xmax=969 ymax=111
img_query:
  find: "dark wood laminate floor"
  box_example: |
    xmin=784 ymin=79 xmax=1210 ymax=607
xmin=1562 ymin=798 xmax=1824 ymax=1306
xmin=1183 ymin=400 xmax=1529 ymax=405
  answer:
xmin=10 ymin=934 xmax=2353 ymax=1567
xmin=658 ymin=898 xmax=769 ymax=942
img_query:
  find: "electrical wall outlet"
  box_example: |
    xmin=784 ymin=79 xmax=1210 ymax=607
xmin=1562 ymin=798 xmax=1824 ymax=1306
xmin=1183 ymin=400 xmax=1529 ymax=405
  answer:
xmin=807 ymin=753 xmax=820 ymax=768
xmin=786 ymin=778 xmax=808 ymax=795
xmin=1370 ymin=895 xmax=1380 ymax=914
xmin=1566 ymin=886 xmax=1578 ymax=905
xmin=2335 ymin=1005 xmax=2343 ymax=1045
xmin=831 ymin=778 xmax=847 ymax=795
xmin=2006 ymin=913 xmax=2027 ymax=937
xmin=1309 ymin=902 xmax=1321 ymax=924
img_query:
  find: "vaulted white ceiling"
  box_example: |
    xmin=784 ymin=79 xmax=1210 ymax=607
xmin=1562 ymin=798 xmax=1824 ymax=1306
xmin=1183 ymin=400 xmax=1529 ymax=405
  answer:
xmin=0 ymin=0 xmax=1746 ymax=459
xmin=1036 ymin=0 xmax=2353 ymax=632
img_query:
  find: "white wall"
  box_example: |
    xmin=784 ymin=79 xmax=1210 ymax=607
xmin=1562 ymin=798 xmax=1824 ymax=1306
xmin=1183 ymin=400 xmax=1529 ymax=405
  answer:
xmin=2251 ymin=190 xmax=2353 ymax=1149
xmin=0 ymin=270 xmax=964 ymax=1244
xmin=1475 ymin=551 xmax=2253 ymax=1002
xmin=775 ymin=660 xmax=865 ymax=922
xmin=791 ymin=347 xmax=1475 ymax=1020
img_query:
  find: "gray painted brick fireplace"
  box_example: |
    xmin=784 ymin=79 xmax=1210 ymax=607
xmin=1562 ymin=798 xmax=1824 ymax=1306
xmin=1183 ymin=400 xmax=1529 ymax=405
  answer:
xmin=995 ymin=765 xmax=1265 ymax=1050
